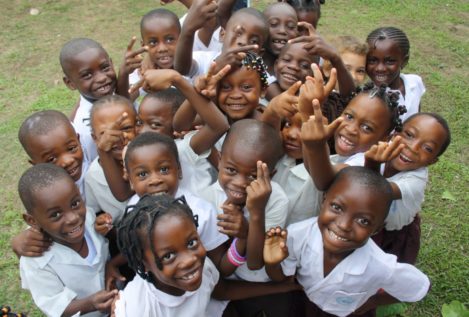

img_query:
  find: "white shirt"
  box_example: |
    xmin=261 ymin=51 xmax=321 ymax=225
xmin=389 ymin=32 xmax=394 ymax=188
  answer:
xmin=127 ymin=187 xmax=228 ymax=252
xmin=189 ymin=51 xmax=220 ymax=82
xmin=73 ymin=95 xmax=98 ymax=161
xmin=381 ymin=166 xmax=428 ymax=230
xmin=391 ymin=73 xmax=425 ymax=122
xmin=200 ymin=180 xmax=289 ymax=282
xmin=114 ymin=257 xmax=219 ymax=317
xmin=85 ymin=157 xmax=129 ymax=225
xmin=20 ymin=210 xmax=109 ymax=317
xmin=273 ymin=155 xmax=322 ymax=225
xmin=330 ymin=152 xmax=365 ymax=166
xmin=281 ymin=218 xmax=430 ymax=317
xmin=179 ymin=14 xmax=223 ymax=53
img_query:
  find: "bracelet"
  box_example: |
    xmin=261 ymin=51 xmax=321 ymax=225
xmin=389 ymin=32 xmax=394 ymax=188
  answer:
xmin=231 ymin=238 xmax=246 ymax=261
xmin=227 ymin=238 xmax=246 ymax=267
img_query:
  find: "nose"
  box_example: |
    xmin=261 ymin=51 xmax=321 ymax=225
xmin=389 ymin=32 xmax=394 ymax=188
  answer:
xmin=64 ymin=209 xmax=80 ymax=225
xmin=286 ymin=126 xmax=300 ymax=141
xmin=59 ymin=154 xmax=75 ymax=169
xmin=95 ymin=70 xmax=107 ymax=83
xmin=236 ymin=33 xmax=248 ymax=47
xmin=376 ymin=61 xmax=386 ymax=72
xmin=157 ymin=42 xmax=168 ymax=52
xmin=336 ymin=214 xmax=353 ymax=232
xmin=148 ymin=173 xmax=163 ymax=186
xmin=232 ymin=174 xmax=249 ymax=189
xmin=344 ymin=122 xmax=358 ymax=136
xmin=178 ymin=251 xmax=198 ymax=269
xmin=287 ymin=61 xmax=300 ymax=71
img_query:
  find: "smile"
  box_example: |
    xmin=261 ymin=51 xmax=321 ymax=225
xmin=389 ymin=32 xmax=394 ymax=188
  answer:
xmin=281 ymin=73 xmax=298 ymax=82
xmin=66 ymin=223 xmax=84 ymax=237
xmin=272 ymin=39 xmax=287 ymax=45
xmin=96 ymin=83 xmax=112 ymax=93
xmin=328 ymin=228 xmax=349 ymax=242
xmin=67 ymin=165 xmax=81 ymax=178
xmin=178 ymin=266 xmax=201 ymax=281
xmin=227 ymin=188 xmax=246 ymax=199
xmin=226 ymin=104 xmax=247 ymax=110
xmin=399 ymin=153 xmax=413 ymax=163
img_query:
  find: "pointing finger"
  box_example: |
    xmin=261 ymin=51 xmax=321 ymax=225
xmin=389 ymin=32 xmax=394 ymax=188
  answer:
xmin=127 ymin=36 xmax=137 ymax=51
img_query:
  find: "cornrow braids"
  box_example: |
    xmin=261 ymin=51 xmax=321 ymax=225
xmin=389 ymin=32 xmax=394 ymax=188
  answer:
xmin=242 ymin=51 xmax=269 ymax=89
xmin=117 ymin=193 xmax=198 ymax=281
xmin=285 ymin=0 xmax=320 ymax=12
xmin=367 ymin=27 xmax=410 ymax=65
xmin=358 ymin=82 xmax=406 ymax=132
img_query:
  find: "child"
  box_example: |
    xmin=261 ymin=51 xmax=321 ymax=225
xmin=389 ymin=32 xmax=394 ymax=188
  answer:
xmin=85 ymin=95 xmax=137 ymax=235
xmin=12 ymin=110 xmax=90 ymax=258
xmin=365 ymin=112 xmax=451 ymax=264
xmin=18 ymin=163 xmax=116 ymax=317
xmin=323 ymin=35 xmax=368 ymax=90
xmin=60 ymin=38 xmax=117 ymax=161
xmin=264 ymin=166 xmax=430 ymax=316
xmin=366 ymin=27 xmax=425 ymax=121
xmin=285 ymin=0 xmax=322 ymax=30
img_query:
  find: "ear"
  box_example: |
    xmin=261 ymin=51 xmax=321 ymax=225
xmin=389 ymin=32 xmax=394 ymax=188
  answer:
xmin=219 ymin=27 xmax=226 ymax=42
xmin=23 ymin=213 xmax=40 ymax=230
xmin=63 ymin=76 xmax=77 ymax=91
xmin=91 ymin=131 xmax=97 ymax=141
xmin=372 ymin=223 xmax=384 ymax=236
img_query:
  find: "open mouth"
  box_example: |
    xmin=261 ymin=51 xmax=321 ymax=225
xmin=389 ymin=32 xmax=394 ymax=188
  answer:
xmin=179 ymin=267 xmax=201 ymax=281
xmin=336 ymin=135 xmax=355 ymax=152
xmin=96 ymin=83 xmax=113 ymax=94
xmin=225 ymin=104 xmax=247 ymax=111
xmin=373 ymin=74 xmax=388 ymax=83
xmin=284 ymin=142 xmax=301 ymax=152
xmin=67 ymin=223 xmax=84 ymax=238
xmin=328 ymin=228 xmax=349 ymax=242
xmin=399 ymin=153 xmax=413 ymax=164
xmin=67 ymin=165 xmax=81 ymax=180
xmin=227 ymin=188 xmax=246 ymax=200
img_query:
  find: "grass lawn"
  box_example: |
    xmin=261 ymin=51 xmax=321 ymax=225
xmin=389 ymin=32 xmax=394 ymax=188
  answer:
xmin=0 ymin=0 xmax=467 ymax=316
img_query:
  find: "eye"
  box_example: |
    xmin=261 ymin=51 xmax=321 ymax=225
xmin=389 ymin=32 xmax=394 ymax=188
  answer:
xmin=165 ymin=36 xmax=175 ymax=44
xmin=101 ymin=64 xmax=111 ymax=72
xmin=249 ymin=37 xmax=260 ymax=45
xmin=161 ymin=252 xmax=175 ymax=262
xmin=385 ymin=58 xmax=397 ymax=65
xmin=148 ymin=39 xmax=157 ymax=47
xmin=367 ymin=57 xmax=377 ymax=64
xmin=287 ymin=22 xmax=297 ymax=30
xmin=71 ymin=199 xmax=81 ymax=209
xmin=137 ymin=171 xmax=148 ymax=178
xmin=187 ymin=238 xmax=199 ymax=249
xmin=284 ymin=121 xmax=291 ymax=128
xmin=360 ymin=124 xmax=373 ymax=133
xmin=343 ymin=113 xmax=353 ymax=121
xmin=136 ymin=119 xmax=143 ymax=127
xmin=330 ymin=202 xmax=342 ymax=213
xmin=423 ymin=144 xmax=434 ymax=153
xmin=121 ymin=125 xmax=133 ymax=132
xmin=248 ymin=174 xmax=256 ymax=182
xmin=159 ymin=166 xmax=170 ymax=174
xmin=50 ymin=211 xmax=62 ymax=220
xmin=68 ymin=144 xmax=78 ymax=152
xmin=224 ymin=167 xmax=236 ymax=175
xmin=150 ymin=122 xmax=162 ymax=129
xmin=46 ymin=156 xmax=57 ymax=163
xmin=221 ymin=83 xmax=231 ymax=91
xmin=404 ymin=130 xmax=414 ymax=139
xmin=241 ymin=83 xmax=252 ymax=91
xmin=81 ymin=72 xmax=92 ymax=80
xmin=300 ymin=61 xmax=310 ymax=70
xmin=356 ymin=217 xmax=371 ymax=226
xmin=357 ymin=68 xmax=366 ymax=74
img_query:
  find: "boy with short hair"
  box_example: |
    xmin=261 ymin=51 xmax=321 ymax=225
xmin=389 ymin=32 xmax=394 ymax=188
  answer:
xmin=264 ymin=166 xmax=430 ymax=316
xmin=60 ymin=38 xmax=117 ymax=161
xmin=18 ymin=163 xmax=116 ymax=317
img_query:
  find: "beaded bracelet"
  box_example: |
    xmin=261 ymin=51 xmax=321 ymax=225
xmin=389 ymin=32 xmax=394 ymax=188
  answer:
xmin=227 ymin=238 xmax=247 ymax=267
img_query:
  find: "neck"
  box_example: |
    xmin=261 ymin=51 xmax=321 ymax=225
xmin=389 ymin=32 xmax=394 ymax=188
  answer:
xmin=322 ymin=248 xmax=351 ymax=277
xmin=150 ymin=273 xmax=185 ymax=296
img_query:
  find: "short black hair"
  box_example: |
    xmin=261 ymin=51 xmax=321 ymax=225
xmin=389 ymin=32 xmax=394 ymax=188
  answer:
xmin=222 ymin=119 xmax=284 ymax=170
xmin=18 ymin=163 xmax=73 ymax=213
xmin=140 ymin=8 xmax=181 ymax=37
xmin=404 ymin=112 xmax=451 ymax=156
xmin=285 ymin=0 xmax=321 ymax=15
xmin=59 ymin=38 xmax=107 ymax=76
xmin=329 ymin=166 xmax=393 ymax=220
xmin=124 ymin=131 xmax=180 ymax=171
xmin=117 ymin=194 xmax=198 ymax=279
xmin=141 ymin=88 xmax=185 ymax=115
xmin=18 ymin=110 xmax=74 ymax=157
xmin=228 ymin=8 xmax=269 ymax=40
xmin=90 ymin=95 xmax=136 ymax=131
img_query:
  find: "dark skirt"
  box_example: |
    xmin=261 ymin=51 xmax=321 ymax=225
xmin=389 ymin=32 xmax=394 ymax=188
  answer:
xmin=372 ymin=214 xmax=421 ymax=264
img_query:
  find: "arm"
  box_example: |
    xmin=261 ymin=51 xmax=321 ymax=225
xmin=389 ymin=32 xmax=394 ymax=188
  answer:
xmin=263 ymin=227 xmax=289 ymax=282
xmin=11 ymin=227 xmax=52 ymax=258
xmin=207 ymin=238 xmax=247 ymax=277
xmin=62 ymin=290 xmax=118 ymax=317
xmin=216 ymin=0 xmax=237 ymax=29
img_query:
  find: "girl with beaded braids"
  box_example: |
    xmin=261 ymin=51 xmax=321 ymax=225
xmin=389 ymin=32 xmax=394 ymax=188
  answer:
xmin=366 ymin=26 xmax=425 ymax=122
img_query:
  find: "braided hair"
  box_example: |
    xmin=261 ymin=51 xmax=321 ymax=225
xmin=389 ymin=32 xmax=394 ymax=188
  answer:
xmin=117 ymin=194 xmax=198 ymax=281
xmin=241 ymin=51 xmax=269 ymax=89
xmin=367 ymin=27 xmax=410 ymax=67
xmin=357 ymin=82 xmax=406 ymax=132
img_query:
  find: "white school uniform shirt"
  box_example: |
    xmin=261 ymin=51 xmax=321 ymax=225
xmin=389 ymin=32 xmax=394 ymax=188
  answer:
xmin=390 ymin=73 xmax=425 ymax=122
xmin=73 ymin=95 xmax=98 ymax=161
xmin=114 ymin=257 xmax=219 ymax=317
xmin=19 ymin=210 xmax=109 ymax=317
xmin=273 ymin=155 xmax=322 ymax=225
xmin=281 ymin=218 xmax=430 ymax=317
xmin=200 ymin=180 xmax=289 ymax=282
xmin=127 ymin=187 xmax=228 ymax=252
xmin=84 ymin=157 xmax=129 ymax=225
xmin=381 ymin=166 xmax=428 ymax=230
xmin=330 ymin=152 xmax=365 ymax=166
xmin=176 ymin=131 xmax=218 ymax=197
xmin=179 ymin=13 xmax=223 ymax=53
xmin=188 ymin=50 xmax=220 ymax=82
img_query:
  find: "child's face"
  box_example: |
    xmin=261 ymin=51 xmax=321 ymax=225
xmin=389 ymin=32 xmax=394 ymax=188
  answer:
xmin=264 ymin=6 xmax=298 ymax=56
xmin=25 ymin=177 xmax=86 ymax=250
xmin=390 ymin=115 xmax=447 ymax=172
xmin=366 ymin=38 xmax=407 ymax=90
xmin=27 ymin=124 xmax=84 ymax=182
xmin=136 ymin=98 xmax=174 ymax=137
xmin=218 ymin=67 xmax=263 ymax=121
xmin=143 ymin=214 xmax=206 ymax=294
xmin=141 ymin=17 xmax=179 ymax=70
xmin=318 ymin=175 xmax=386 ymax=257
xmin=334 ymin=94 xmax=391 ymax=156
xmin=63 ymin=47 xmax=116 ymax=101
xmin=342 ymin=51 xmax=367 ymax=87
xmin=274 ymin=43 xmax=314 ymax=91
xmin=281 ymin=112 xmax=303 ymax=160
xmin=126 ymin=143 xmax=180 ymax=198
xmin=222 ymin=13 xmax=267 ymax=53
xmin=91 ymin=103 xmax=136 ymax=161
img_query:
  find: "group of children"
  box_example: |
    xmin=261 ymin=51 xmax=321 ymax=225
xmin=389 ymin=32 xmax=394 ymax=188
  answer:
xmin=12 ymin=0 xmax=452 ymax=316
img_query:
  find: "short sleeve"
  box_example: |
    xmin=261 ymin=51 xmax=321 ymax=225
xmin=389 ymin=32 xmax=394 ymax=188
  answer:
xmin=264 ymin=182 xmax=289 ymax=230
xmin=381 ymin=261 xmax=430 ymax=302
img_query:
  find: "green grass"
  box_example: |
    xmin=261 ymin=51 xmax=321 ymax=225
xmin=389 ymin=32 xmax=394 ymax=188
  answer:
xmin=0 ymin=1 xmax=467 ymax=316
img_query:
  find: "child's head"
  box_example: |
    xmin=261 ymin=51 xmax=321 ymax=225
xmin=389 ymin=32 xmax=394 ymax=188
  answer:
xmin=285 ymin=0 xmax=321 ymax=29
xmin=390 ymin=112 xmax=451 ymax=172
xmin=319 ymin=166 xmax=392 ymax=257
xmin=218 ymin=119 xmax=283 ymax=205
xmin=90 ymin=95 xmax=137 ymax=161
xmin=221 ymin=8 xmax=269 ymax=54
xmin=19 ymin=163 xmax=86 ymax=250
xmin=140 ymin=9 xmax=181 ymax=70
xmin=117 ymin=193 xmax=205 ymax=294
xmin=18 ymin=110 xmax=84 ymax=181
xmin=281 ymin=112 xmax=303 ymax=160
xmin=263 ymin=3 xmax=299 ymax=56
xmin=217 ymin=52 xmax=268 ymax=121
xmin=334 ymin=83 xmax=404 ymax=156
xmin=124 ymin=132 xmax=181 ymax=198
xmin=323 ymin=36 xmax=368 ymax=88
xmin=136 ymin=88 xmax=185 ymax=137
xmin=274 ymin=42 xmax=318 ymax=91
xmin=60 ymin=38 xmax=116 ymax=101
xmin=366 ymin=27 xmax=410 ymax=89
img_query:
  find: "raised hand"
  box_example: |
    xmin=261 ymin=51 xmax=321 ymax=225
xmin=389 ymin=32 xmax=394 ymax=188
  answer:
xmin=194 ymin=62 xmax=231 ymax=98
xmin=214 ymin=42 xmax=259 ymax=69
xmin=129 ymin=68 xmax=178 ymax=94
xmin=269 ymin=81 xmax=301 ymax=119
xmin=95 ymin=112 xmax=128 ymax=153
xmin=183 ymin=0 xmax=218 ymax=34
xmin=263 ymin=227 xmax=288 ymax=265
xmin=120 ymin=37 xmax=147 ymax=76
xmin=246 ymin=161 xmax=272 ymax=215
xmin=300 ymin=99 xmax=343 ymax=148
xmin=94 ymin=212 xmax=113 ymax=236
xmin=217 ymin=202 xmax=248 ymax=238
xmin=365 ymin=136 xmax=404 ymax=163
xmin=290 ymin=23 xmax=339 ymax=62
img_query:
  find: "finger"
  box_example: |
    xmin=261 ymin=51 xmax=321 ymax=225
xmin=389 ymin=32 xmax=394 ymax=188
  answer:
xmin=310 ymin=64 xmax=324 ymax=84
xmin=206 ymin=61 xmax=216 ymax=79
xmin=127 ymin=36 xmax=136 ymax=51
xmin=324 ymin=68 xmax=337 ymax=96
xmin=260 ymin=161 xmax=270 ymax=183
xmin=212 ymin=64 xmax=232 ymax=82
xmin=311 ymin=99 xmax=324 ymax=124
xmin=389 ymin=143 xmax=405 ymax=161
xmin=287 ymin=81 xmax=302 ymax=95
xmin=297 ymin=21 xmax=316 ymax=35
xmin=110 ymin=112 xmax=128 ymax=130
xmin=129 ymin=78 xmax=143 ymax=94
xmin=230 ymin=44 xmax=259 ymax=54
xmin=327 ymin=114 xmax=344 ymax=134
xmin=128 ymin=46 xmax=148 ymax=58
xmin=288 ymin=35 xmax=313 ymax=44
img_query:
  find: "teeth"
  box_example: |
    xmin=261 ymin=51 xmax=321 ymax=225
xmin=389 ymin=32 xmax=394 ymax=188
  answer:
xmin=229 ymin=189 xmax=245 ymax=199
xmin=375 ymin=75 xmax=387 ymax=81
xmin=340 ymin=135 xmax=354 ymax=146
xmin=158 ymin=56 xmax=171 ymax=61
xmin=328 ymin=229 xmax=348 ymax=242
xmin=227 ymin=104 xmax=246 ymax=110
xmin=273 ymin=39 xmax=287 ymax=44
xmin=282 ymin=73 xmax=297 ymax=81
xmin=68 ymin=225 xmax=81 ymax=235
xmin=181 ymin=272 xmax=196 ymax=280
xmin=400 ymin=153 xmax=412 ymax=163
xmin=98 ymin=84 xmax=110 ymax=92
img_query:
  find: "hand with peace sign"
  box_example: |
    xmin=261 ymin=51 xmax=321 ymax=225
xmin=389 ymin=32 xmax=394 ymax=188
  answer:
xmin=194 ymin=61 xmax=232 ymax=98
xmin=364 ymin=136 xmax=404 ymax=171
xmin=94 ymin=112 xmax=129 ymax=153
xmin=262 ymin=81 xmax=301 ymax=130
xmin=119 ymin=36 xmax=147 ymax=77
xmin=214 ymin=41 xmax=260 ymax=70
xmin=246 ymin=161 xmax=272 ymax=216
